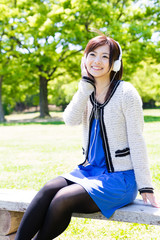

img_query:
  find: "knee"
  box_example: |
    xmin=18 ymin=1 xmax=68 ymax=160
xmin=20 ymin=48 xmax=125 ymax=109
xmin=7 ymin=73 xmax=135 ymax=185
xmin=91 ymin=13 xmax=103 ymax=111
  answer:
xmin=40 ymin=178 xmax=58 ymax=196
xmin=39 ymin=182 xmax=51 ymax=196
xmin=40 ymin=177 xmax=68 ymax=198
xmin=36 ymin=181 xmax=55 ymax=203
xmin=42 ymin=180 xmax=53 ymax=193
xmin=50 ymin=189 xmax=72 ymax=213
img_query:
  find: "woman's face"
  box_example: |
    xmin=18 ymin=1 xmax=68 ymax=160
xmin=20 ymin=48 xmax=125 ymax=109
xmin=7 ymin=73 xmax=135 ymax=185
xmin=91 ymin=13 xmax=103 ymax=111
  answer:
xmin=86 ymin=44 xmax=111 ymax=81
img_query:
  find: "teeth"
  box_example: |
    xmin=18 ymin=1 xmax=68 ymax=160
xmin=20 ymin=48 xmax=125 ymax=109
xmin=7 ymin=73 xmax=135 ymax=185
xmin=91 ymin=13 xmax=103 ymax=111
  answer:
xmin=92 ymin=67 xmax=102 ymax=70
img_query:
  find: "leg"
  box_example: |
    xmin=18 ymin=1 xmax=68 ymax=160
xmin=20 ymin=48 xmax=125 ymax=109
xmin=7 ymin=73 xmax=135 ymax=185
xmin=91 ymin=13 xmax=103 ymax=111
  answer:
xmin=15 ymin=176 xmax=71 ymax=240
xmin=34 ymin=183 xmax=99 ymax=240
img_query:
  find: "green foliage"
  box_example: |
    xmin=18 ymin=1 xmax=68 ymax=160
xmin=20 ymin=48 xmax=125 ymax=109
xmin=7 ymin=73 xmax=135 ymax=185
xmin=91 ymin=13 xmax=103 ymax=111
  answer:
xmin=49 ymin=79 xmax=78 ymax=110
xmin=130 ymin=60 xmax=160 ymax=107
xmin=0 ymin=0 xmax=159 ymax=119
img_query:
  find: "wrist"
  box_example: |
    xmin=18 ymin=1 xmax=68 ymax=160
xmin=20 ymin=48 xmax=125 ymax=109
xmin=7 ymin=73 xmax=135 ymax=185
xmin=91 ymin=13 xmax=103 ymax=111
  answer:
xmin=139 ymin=187 xmax=154 ymax=194
xmin=78 ymin=80 xmax=95 ymax=96
xmin=82 ymin=76 xmax=95 ymax=87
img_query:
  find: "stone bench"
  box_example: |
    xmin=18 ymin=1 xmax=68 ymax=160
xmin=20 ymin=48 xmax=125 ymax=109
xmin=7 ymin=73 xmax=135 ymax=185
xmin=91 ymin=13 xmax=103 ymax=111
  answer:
xmin=0 ymin=189 xmax=160 ymax=239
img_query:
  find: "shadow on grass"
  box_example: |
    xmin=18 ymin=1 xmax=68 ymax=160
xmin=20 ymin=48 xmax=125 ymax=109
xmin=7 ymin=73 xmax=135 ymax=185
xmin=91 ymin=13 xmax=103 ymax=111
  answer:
xmin=144 ymin=116 xmax=160 ymax=123
xmin=0 ymin=121 xmax=65 ymax=126
xmin=0 ymin=114 xmax=65 ymax=126
xmin=1 ymin=115 xmax=159 ymax=125
xmin=22 ymin=110 xmax=63 ymax=114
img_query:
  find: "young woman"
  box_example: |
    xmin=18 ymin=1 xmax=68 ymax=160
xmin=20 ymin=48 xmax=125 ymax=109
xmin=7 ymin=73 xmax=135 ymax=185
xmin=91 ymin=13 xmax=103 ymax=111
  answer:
xmin=15 ymin=34 xmax=160 ymax=240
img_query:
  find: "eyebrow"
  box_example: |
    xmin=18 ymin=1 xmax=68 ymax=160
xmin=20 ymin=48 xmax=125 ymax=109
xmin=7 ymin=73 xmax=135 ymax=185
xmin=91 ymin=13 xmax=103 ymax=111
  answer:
xmin=93 ymin=50 xmax=109 ymax=55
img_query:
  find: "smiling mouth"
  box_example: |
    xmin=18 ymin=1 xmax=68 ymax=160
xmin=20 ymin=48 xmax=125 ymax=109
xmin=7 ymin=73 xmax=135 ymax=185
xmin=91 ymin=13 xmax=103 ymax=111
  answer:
xmin=92 ymin=66 xmax=103 ymax=70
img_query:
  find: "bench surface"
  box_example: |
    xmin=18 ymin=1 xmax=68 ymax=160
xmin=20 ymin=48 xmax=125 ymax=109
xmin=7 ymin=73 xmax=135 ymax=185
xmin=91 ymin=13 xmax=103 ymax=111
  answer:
xmin=0 ymin=189 xmax=160 ymax=226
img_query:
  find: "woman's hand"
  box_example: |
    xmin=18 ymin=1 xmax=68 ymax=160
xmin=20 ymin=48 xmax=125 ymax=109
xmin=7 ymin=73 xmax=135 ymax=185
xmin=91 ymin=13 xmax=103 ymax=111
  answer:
xmin=81 ymin=55 xmax=94 ymax=83
xmin=81 ymin=55 xmax=88 ymax=77
xmin=141 ymin=193 xmax=160 ymax=208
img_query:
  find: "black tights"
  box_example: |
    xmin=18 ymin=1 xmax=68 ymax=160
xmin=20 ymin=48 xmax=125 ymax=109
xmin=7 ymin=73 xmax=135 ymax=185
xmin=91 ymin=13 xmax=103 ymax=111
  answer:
xmin=15 ymin=177 xmax=99 ymax=240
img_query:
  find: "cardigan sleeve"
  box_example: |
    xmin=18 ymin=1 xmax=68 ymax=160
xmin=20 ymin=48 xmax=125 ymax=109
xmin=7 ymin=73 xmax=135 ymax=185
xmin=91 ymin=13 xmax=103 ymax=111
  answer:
xmin=63 ymin=79 xmax=94 ymax=126
xmin=122 ymin=82 xmax=154 ymax=193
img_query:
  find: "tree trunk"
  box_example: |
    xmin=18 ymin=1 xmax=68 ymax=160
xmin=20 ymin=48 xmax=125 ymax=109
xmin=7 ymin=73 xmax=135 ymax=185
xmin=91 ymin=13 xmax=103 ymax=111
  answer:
xmin=39 ymin=76 xmax=50 ymax=118
xmin=0 ymin=77 xmax=5 ymax=122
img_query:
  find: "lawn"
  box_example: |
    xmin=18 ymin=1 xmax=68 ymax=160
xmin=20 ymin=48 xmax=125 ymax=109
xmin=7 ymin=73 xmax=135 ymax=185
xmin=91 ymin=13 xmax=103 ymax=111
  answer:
xmin=0 ymin=109 xmax=160 ymax=240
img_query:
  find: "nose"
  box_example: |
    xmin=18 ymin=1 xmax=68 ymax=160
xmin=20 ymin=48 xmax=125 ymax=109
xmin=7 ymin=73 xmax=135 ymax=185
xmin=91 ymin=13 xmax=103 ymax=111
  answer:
xmin=94 ymin=56 xmax=101 ymax=65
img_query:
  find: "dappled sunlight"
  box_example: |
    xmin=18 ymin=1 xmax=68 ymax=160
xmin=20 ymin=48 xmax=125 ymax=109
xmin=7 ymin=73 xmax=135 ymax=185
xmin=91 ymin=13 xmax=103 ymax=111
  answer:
xmin=5 ymin=111 xmax=64 ymax=124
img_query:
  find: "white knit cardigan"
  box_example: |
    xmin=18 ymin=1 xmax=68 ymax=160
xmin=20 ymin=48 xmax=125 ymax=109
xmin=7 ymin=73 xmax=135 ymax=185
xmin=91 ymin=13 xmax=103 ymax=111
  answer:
xmin=63 ymin=79 xmax=154 ymax=193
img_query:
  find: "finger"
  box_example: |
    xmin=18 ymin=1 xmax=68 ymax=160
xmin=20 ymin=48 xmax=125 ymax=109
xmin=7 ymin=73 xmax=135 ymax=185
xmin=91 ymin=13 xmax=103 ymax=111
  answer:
xmin=81 ymin=57 xmax=84 ymax=67
xmin=152 ymin=202 xmax=160 ymax=208
xmin=81 ymin=58 xmax=85 ymax=73
xmin=81 ymin=57 xmax=87 ymax=69
xmin=148 ymin=198 xmax=160 ymax=208
xmin=145 ymin=194 xmax=160 ymax=208
xmin=149 ymin=200 xmax=160 ymax=208
xmin=141 ymin=194 xmax=148 ymax=204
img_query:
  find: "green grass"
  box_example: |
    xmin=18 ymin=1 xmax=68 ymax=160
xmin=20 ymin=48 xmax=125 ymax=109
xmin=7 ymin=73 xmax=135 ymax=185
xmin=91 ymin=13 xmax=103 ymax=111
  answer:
xmin=0 ymin=109 xmax=160 ymax=239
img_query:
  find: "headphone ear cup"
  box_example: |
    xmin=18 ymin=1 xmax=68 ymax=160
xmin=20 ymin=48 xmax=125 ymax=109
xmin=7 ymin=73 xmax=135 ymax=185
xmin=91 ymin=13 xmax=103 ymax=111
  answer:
xmin=113 ymin=59 xmax=121 ymax=72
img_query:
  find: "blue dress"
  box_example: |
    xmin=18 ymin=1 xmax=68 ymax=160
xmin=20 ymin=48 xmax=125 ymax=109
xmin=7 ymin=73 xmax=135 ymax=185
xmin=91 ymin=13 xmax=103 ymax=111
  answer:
xmin=62 ymin=119 xmax=138 ymax=218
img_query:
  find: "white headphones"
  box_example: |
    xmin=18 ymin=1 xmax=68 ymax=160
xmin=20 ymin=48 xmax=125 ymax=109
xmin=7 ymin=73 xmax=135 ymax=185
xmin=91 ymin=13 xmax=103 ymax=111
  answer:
xmin=112 ymin=41 xmax=122 ymax=72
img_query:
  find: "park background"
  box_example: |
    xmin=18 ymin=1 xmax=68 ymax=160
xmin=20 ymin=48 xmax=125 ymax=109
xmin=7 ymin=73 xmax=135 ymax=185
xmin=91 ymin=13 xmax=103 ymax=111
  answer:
xmin=0 ymin=0 xmax=160 ymax=239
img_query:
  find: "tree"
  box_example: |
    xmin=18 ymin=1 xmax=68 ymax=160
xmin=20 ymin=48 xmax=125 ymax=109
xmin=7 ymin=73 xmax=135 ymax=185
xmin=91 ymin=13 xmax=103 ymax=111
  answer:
xmin=0 ymin=0 xmax=39 ymax=120
xmin=0 ymin=0 xmax=81 ymax=119
xmin=0 ymin=0 xmax=159 ymax=122
xmin=9 ymin=0 xmax=83 ymax=117
xmin=0 ymin=0 xmax=19 ymax=121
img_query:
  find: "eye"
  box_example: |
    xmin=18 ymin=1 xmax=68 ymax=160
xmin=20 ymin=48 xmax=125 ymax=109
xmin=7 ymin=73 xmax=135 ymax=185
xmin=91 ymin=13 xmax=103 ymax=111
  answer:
xmin=89 ymin=52 xmax=95 ymax=57
xmin=103 ymin=55 xmax=109 ymax=59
